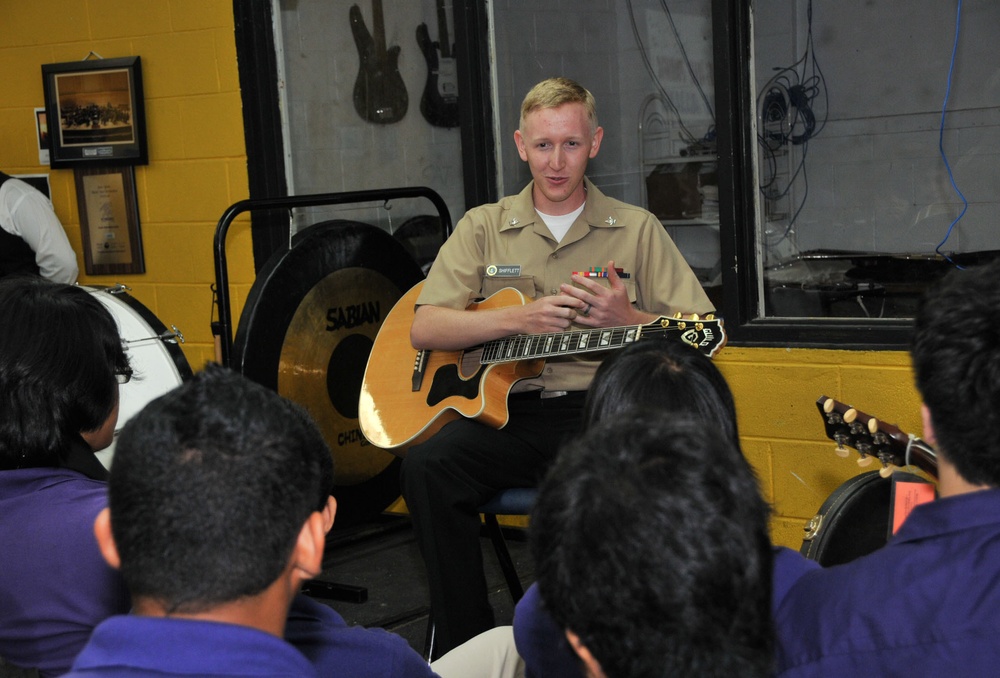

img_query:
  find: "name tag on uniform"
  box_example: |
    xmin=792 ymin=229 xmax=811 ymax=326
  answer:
xmin=486 ymin=264 xmax=521 ymax=277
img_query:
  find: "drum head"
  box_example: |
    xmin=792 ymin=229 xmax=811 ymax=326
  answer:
xmin=799 ymin=470 xmax=924 ymax=566
xmin=233 ymin=220 xmax=423 ymax=527
xmin=85 ymin=286 xmax=192 ymax=468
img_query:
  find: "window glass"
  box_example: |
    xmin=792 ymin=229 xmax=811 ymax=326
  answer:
xmin=752 ymin=0 xmax=998 ymax=320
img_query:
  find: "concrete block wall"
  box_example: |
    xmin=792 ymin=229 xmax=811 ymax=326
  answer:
xmin=718 ymin=347 xmax=922 ymax=547
xmin=0 ymin=0 xmax=255 ymax=372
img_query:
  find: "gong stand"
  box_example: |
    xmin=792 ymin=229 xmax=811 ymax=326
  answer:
xmin=213 ymin=186 xmax=451 ymax=366
xmin=213 ymin=187 xmax=452 ymax=603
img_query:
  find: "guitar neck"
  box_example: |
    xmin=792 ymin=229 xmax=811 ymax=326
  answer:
xmin=372 ymin=0 xmax=387 ymax=56
xmin=480 ymin=316 xmax=723 ymax=364
xmin=436 ymin=0 xmax=451 ymax=58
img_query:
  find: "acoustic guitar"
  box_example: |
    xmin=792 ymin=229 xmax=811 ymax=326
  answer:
xmin=359 ymin=281 xmax=726 ymax=455
xmin=416 ymin=0 xmax=459 ymax=128
xmin=816 ymin=396 xmax=937 ymax=478
xmin=349 ymin=0 xmax=408 ymax=124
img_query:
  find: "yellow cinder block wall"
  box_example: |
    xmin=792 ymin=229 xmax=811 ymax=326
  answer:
xmin=0 ymin=1 xmax=256 ymax=371
xmin=718 ymin=346 xmax=922 ymax=548
xmin=2 ymin=4 xmax=925 ymax=548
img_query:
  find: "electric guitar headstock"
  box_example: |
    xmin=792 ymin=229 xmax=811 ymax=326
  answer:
xmin=816 ymin=396 xmax=938 ymax=479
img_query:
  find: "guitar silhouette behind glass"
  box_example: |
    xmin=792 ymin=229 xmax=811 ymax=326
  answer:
xmin=350 ymin=1 xmax=408 ymax=124
xmin=416 ymin=0 xmax=459 ymax=128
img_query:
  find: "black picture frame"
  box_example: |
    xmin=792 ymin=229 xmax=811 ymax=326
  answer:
xmin=41 ymin=56 xmax=148 ymax=168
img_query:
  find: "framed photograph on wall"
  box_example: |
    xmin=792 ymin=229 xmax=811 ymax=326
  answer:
xmin=41 ymin=56 xmax=148 ymax=168
xmin=74 ymin=165 xmax=145 ymax=275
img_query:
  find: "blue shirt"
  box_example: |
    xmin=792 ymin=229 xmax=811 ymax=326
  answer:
xmin=64 ymin=615 xmax=318 ymax=677
xmin=286 ymin=594 xmax=439 ymax=678
xmin=775 ymin=488 xmax=1000 ymax=676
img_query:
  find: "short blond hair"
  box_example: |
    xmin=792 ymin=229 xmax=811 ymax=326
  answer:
xmin=519 ymin=77 xmax=598 ymax=133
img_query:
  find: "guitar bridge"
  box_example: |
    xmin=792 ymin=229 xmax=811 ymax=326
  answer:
xmin=411 ymin=349 xmax=428 ymax=392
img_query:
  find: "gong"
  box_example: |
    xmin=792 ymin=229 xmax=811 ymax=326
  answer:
xmin=233 ymin=219 xmax=424 ymax=527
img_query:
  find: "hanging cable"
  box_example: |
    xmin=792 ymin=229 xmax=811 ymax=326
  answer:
xmin=934 ymin=0 xmax=967 ymax=268
xmin=657 ymin=0 xmax=715 ymax=122
xmin=756 ymin=0 xmax=828 ymax=247
xmin=626 ymin=0 xmax=700 ymax=144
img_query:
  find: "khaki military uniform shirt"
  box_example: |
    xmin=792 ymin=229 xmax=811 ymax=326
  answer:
xmin=417 ymin=178 xmax=713 ymax=392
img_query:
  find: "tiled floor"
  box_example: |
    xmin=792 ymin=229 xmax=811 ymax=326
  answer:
xmin=307 ymin=512 xmax=535 ymax=656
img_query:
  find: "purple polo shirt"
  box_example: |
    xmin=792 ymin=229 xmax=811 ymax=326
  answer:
xmin=0 ymin=467 xmax=129 ymax=676
xmin=64 ymin=615 xmax=318 ymax=677
xmin=775 ymin=488 xmax=1000 ymax=676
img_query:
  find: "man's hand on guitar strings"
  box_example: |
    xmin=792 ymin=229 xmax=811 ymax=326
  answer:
xmin=562 ymin=259 xmax=651 ymax=328
xmin=520 ymin=293 xmax=587 ymax=333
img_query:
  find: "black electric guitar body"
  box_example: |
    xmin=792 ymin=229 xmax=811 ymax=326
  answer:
xmin=416 ymin=0 xmax=459 ymax=128
xmin=350 ymin=0 xmax=408 ymax=124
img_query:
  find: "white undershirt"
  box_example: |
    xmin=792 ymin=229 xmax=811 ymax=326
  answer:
xmin=536 ymin=202 xmax=585 ymax=243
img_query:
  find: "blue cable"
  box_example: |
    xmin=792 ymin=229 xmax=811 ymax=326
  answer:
xmin=935 ymin=0 xmax=968 ymax=267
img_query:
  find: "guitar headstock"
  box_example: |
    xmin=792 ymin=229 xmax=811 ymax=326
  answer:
xmin=649 ymin=313 xmax=727 ymax=358
xmin=816 ymin=396 xmax=937 ymax=479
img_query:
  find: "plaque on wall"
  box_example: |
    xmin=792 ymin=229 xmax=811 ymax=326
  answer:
xmin=73 ymin=165 xmax=145 ymax=275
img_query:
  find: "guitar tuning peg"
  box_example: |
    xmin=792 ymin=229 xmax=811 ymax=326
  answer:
xmin=673 ymin=312 xmax=683 ymax=319
xmin=879 ymin=464 xmax=897 ymax=479
xmin=691 ymin=313 xmax=700 ymax=321
xmin=705 ymin=314 xmax=715 ymax=320
xmin=834 ymin=445 xmax=850 ymax=458
xmin=822 ymin=398 xmax=835 ymax=414
xmin=843 ymin=408 xmax=858 ymax=424
xmin=856 ymin=455 xmax=874 ymax=468
xmin=867 ymin=418 xmax=879 ymax=435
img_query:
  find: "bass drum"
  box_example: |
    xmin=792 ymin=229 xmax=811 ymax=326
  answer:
xmin=232 ymin=220 xmax=424 ymax=528
xmin=84 ymin=285 xmax=193 ymax=469
xmin=799 ymin=470 xmax=925 ymax=566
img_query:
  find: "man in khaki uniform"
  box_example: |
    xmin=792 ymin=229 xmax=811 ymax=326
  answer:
xmin=401 ymin=77 xmax=713 ymax=656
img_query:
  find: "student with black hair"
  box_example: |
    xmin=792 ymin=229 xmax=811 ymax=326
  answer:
xmin=775 ymin=259 xmax=1000 ymax=676
xmin=65 ymin=366 xmax=332 ymax=675
xmin=513 ymin=339 xmax=818 ymax=678
xmin=0 ymin=277 xmax=131 ymax=675
xmin=531 ymin=414 xmax=774 ymax=678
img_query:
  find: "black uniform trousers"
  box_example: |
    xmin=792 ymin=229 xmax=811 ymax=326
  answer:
xmin=400 ymin=390 xmax=586 ymax=656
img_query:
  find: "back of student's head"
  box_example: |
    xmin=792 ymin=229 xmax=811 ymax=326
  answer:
xmin=531 ymin=414 xmax=773 ymax=678
xmin=583 ymin=339 xmax=740 ymax=446
xmin=0 ymin=277 xmax=129 ymax=470
xmin=108 ymin=365 xmax=333 ymax=613
xmin=912 ymin=258 xmax=1000 ymax=486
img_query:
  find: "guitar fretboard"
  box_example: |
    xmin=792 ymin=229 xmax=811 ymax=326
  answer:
xmin=480 ymin=325 xmax=646 ymax=364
